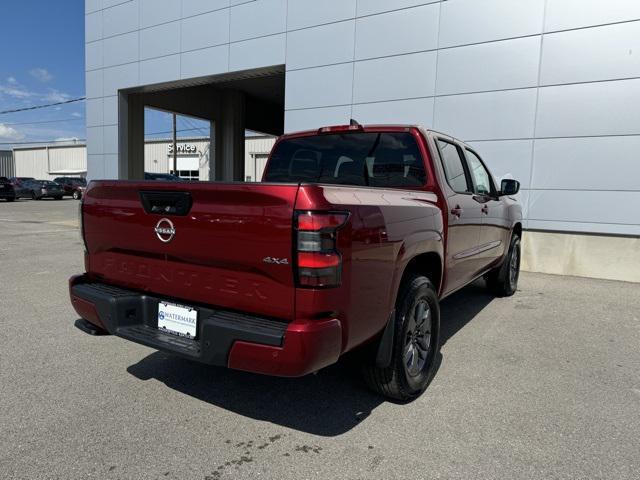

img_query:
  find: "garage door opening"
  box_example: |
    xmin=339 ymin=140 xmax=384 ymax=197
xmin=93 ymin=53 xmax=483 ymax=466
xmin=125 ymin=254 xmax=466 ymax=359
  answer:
xmin=118 ymin=66 xmax=284 ymax=181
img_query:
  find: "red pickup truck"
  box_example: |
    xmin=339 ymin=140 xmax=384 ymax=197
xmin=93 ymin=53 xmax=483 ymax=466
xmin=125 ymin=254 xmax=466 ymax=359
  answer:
xmin=70 ymin=124 xmax=522 ymax=400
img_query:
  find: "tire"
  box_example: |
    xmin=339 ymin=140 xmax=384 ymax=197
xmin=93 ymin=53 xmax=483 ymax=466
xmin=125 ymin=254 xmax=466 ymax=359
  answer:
xmin=6 ymin=197 xmax=15 ymax=202
xmin=363 ymin=275 xmax=440 ymax=401
xmin=72 ymin=190 xmax=80 ymax=200
xmin=31 ymin=191 xmax=38 ymax=200
xmin=486 ymin=234 xmax=521 ymax=297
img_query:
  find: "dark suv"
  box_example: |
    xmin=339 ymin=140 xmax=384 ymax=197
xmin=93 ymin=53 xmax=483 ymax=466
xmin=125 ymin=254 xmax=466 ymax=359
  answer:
xmin=0 ymin=177 xmax=16 ymax=201
xmin=54 ymin=177 xmax=87 ymax=200
xmin=22 ymin=180 xmax=64 ymax=200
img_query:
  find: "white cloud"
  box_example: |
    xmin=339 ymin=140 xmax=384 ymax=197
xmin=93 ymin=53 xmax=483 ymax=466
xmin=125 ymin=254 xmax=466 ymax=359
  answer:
xmin=0 ymin=83 xmax=33 ymax=99
xmin=44 ymin=89 xmax=71 ymax=103
xmin=6 ymin=76 xmax=17 ymax=84
xmin=0 ymin=123 xmax=25 ymax=141
xmin=30 ymin=68 xmax=53 ymax=82
xmin=71 ymin=112 xmax=82 ymax=118
xmin=54 ymin=137 xmax=81 ymax=144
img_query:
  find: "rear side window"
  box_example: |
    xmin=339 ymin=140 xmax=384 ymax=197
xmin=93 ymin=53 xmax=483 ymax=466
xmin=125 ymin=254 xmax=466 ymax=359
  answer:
xmin=465 ymin=149 xmax=495 ymax=196
xmin=437 ymin=139 xmax=472 ymax=194
xmin=264 ymin=132 xmax=426 ymax=188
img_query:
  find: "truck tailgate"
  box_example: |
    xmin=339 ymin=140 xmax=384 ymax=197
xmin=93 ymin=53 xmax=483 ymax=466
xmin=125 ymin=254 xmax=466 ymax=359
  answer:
xmin=82 ymin=181 xmax=299 ymax=321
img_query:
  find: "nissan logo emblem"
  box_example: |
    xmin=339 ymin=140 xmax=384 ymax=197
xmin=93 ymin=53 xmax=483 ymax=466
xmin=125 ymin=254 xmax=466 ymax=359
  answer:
xmin=155 ymin=218 xmax=176 ymax=243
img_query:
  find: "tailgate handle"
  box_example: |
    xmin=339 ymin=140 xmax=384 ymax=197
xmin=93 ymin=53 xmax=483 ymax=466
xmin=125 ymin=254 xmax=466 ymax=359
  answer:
xmin=139 ymin=191 xmax=192 ymax=216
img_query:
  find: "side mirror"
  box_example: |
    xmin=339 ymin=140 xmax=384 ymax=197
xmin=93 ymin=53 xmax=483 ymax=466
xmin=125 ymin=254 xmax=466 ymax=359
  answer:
xmin=500 ymin=179 xmax=520 ymax=196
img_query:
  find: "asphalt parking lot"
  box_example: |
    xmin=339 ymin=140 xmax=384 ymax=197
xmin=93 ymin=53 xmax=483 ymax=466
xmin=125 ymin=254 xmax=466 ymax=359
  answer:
xmin=1 ymin=198 xmax=639 ymax=480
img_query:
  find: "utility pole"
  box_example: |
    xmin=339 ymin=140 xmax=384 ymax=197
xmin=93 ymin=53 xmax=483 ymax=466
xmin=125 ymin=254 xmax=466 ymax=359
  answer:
xmin=172 ymin=113 xmax=177 ymax=176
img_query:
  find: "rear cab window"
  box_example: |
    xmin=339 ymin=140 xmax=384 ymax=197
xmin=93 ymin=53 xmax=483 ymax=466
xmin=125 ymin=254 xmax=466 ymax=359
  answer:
xmin=263 ymin=131 xmax=427 ymax=188
xmin=436 ymin=139 xmax=473 ymax=194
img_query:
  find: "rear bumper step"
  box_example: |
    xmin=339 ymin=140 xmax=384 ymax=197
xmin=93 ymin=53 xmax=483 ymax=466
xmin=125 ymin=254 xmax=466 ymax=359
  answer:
xmin=69 ymin=275 xmax=342 ymax=377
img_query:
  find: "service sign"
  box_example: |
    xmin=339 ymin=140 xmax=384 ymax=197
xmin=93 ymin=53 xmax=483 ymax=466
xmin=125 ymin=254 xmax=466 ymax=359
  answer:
xmin=167 ymin=143 xmax=198 ymax=155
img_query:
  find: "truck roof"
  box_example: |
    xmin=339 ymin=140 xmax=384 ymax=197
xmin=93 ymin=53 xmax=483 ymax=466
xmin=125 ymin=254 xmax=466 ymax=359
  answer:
xmin=278 ymin=124 xmax=463 ymax=144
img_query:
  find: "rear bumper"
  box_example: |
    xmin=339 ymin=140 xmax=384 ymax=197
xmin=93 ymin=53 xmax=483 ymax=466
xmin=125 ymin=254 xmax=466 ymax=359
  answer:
xmin=69 ymin=275 xmax=342 ymax=377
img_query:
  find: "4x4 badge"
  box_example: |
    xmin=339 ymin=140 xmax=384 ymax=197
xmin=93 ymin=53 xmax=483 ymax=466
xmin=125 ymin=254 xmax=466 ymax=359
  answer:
xmin=263 ymin=257 xmax=289 ymax=265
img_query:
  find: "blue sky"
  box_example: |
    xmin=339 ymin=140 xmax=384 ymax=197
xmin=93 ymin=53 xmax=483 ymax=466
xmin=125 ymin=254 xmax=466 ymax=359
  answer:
xmin=0 ymin=0 xmax=209 ymax=148
xmin=0 ymin=0 xmax=85 ymax=146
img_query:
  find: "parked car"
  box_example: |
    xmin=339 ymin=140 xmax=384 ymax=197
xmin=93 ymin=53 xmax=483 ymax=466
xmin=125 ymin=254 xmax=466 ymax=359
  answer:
xmin=70 ymin=124 xmax=522 ymax=400
xmin=53 ymin=177 xmax=87 ymax=200
xmin=144 ymin=172 xmax=184 ymax=181
xmin=0 ymin=177 xmax=16 ymax=202
xmin=9 ymin=177 xmax=35 ymax=199
xmin=23 ymin=180 xmax=65 ymax=200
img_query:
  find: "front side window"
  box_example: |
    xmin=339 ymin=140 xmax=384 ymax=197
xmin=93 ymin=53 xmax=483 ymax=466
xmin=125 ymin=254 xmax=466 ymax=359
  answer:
xmin=437 ymin=139 xmax=472 ymax=194
xmin=465 ymin=149 xmax=494 ymax=196
xmin=264 ymin=132 xmax=427 ymax=188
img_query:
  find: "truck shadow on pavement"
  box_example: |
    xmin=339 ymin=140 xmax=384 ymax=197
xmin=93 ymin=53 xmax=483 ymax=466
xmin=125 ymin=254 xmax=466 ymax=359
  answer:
xmin=126 ymin=280 xmax=494 ymax=437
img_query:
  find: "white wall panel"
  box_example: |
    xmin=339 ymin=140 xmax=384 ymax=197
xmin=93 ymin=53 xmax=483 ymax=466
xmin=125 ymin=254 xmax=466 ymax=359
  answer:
xmin=86 ymin=127 xmax=104 ymax=155
xmin=526 ymin=219 xmax=640 ymax=236
xmin=86 ymin=98 xmax=104 ymax=127
xmin=103 ymin=125 xmax=119 ymax=155
xmin=536 ymin=79 xmax=640 ymax=138
xmin=230 ymin=34 xmax=285 ymax=71
xmin=103 ymin=32 xmax=139 ymax=67
xmin=181 ymin=9 xmax=229 ymax=52
xmin=466 ymin=140 xmax=533 ymax=187
xmin=528 ymin=190 xmax=640 ymax=227
xmin=86 ymin=11 xmax=102 ymax=43
xmin=540 ymin=22 xmax=640 ymax=86
xmin=102 ymin=1 xmax=139 ymax=38
xmin=102 ymin=154 xmax=120 ymax=179
xmin=140 ymin=22 xmax=180 ymax=60
xmin=532 ymin=136 xmax=640 ymax=191
xmin=86 ymin=0 xmax=102 ymax=14
xmin=434 ymin=89 xmax=537 ymax=141
xmin=103 ymin=63 xmax=139 ymax=96
xmin=354 ymin=3 xmax=439 ymax=60
xmin=287 ymin=0 xmax=355 ymax=30
xmin=357 ymin=0 xmax=439 ymax=17
xmin=86 ymin=69 xmax=103 ymax=98
xmin=352 ymin=98 xmax=434 ymax=127
xmin=180 ymin=45 xmax=229 ymax=79
xmin=85 ymin=40 xmax=103 ymax=71
xmin=545 ymin=0 xmax=640 ymax=32
xmin=287 ymin=21 xmax=354 ymax=70
xmin=141 ymin=0 xmax=181 ymax=28
xmin=140 ymin=54 xmax=181 ymax=85
xmin=286 ymin=63 xmax=353 ymax=110
xmin=353 ymin=51 xmax=436 ymax=103
xmin=436 ymin=37 xmax=540 ymax=95
xmin=103 ymin=95 xmax=118 ymax=126
xmin=182 ymin=0 xmax=229 ymax=18
xmin=285 ymin=106 xmax=352 ymax=133
xmin=230 ymin=0 xmax=287 ymax=42
xmin=87 ymin=154 xmax=105 ymax=180
xmin=439 ymin=0 xmax=545 ymax=48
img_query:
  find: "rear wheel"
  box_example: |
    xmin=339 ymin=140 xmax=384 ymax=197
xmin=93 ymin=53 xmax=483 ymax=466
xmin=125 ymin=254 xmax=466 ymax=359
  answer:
xmin=363 ymin=275 xmax=440 ymax=401
xmin=486 ymin=234 xmax=521 ymax=297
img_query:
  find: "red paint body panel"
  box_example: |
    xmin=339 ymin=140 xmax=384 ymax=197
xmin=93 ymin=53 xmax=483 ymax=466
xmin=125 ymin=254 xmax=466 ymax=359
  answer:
xmin=71 ymin=125 xmax=520 ymax=377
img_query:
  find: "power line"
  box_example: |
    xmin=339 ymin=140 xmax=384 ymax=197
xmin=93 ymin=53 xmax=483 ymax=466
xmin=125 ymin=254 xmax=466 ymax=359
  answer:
xmin=0 ymin=97 xmax=86 ymax=115
xmin=2 ymin=117 xmax=85 ymax=126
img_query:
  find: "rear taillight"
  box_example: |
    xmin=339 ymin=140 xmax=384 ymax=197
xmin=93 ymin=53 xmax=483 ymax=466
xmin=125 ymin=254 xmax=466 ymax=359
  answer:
xmin=295 ymin=211 xmax=349 ymax=288
xmin=78 ymin=198 xmax=87 ymax=253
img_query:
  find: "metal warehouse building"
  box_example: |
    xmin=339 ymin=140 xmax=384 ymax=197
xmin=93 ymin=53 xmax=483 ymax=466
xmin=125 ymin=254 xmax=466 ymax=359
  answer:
xmin=83 ymin=0 xmax=640 ymax=281
xmin=11 ymin=136 xmax=275 ymax=182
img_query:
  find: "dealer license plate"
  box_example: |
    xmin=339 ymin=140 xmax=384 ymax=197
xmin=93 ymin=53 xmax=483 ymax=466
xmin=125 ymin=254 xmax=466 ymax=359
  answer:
xmin=157 ymin=301 xmax=198 ymax=338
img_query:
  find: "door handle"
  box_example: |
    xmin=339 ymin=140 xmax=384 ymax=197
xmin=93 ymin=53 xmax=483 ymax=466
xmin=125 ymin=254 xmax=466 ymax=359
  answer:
xmin=451 ymin=205 xmax=463 ymax=217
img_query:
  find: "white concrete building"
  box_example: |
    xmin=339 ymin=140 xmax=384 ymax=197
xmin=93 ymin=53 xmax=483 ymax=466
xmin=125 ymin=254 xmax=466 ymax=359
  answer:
xmin=84 ymin=0 xmax=640 ymax=281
